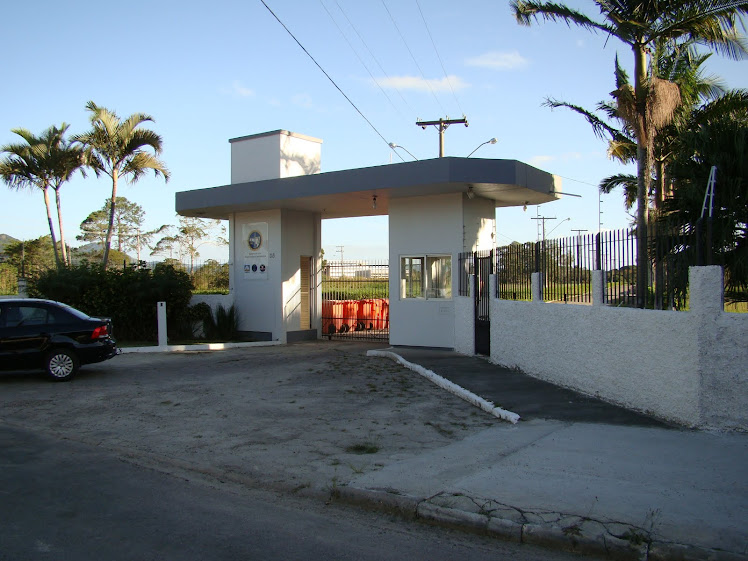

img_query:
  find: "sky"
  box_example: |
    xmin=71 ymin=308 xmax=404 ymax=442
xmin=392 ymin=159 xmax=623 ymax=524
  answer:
xmin=1 ymin=0 xmax=746 ymax=262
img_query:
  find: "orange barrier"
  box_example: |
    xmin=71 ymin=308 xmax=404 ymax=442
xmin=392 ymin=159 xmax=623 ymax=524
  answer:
xmin=322 ymin=300 xmax=346 ymax=334
xmin=356 ymin=299 xmax=374 ymax=330
xmin=323 ymin=298 xmax=390 ymax=334
xmin=380 ymin=299 xmax=390 ymax=329
xmin=341 ymin=300 xmax=358 ymax=332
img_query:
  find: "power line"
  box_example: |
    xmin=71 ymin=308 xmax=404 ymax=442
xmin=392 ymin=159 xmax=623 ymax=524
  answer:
xmin=318 ymin=0 xmax=408 ymax=123
xmin=380 ymin=0 xmax=446 ymax=115
xmin=259 ymin=0 xmax=395 ymax=153
xmin=414 ymin=0 xmax=464 ymax=116
xmin=333 ymin=0 xmax=417 ymax=119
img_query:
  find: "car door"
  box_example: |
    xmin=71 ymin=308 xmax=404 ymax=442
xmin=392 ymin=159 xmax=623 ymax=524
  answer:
xmin=0 ymin=303 xmax=52 ymax=369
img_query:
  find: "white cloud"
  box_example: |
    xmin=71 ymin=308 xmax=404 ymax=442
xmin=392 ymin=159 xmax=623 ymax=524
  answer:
xmin=528 ymin=152 xmax=584 ymax=167
xmin=220 ymin=81 xmax=254 ymax=98
xmin=234 ymin=81 xmax=255 ymax=97
xmin=465 ymin=51 xmax=529 ymax=70
xmin=376 ymin=75 xmax=469 ymax=92
xmin=529 ymin=155 xmax=554 ymax=167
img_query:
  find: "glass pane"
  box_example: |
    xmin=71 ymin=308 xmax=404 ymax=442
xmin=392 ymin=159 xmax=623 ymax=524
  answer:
xmin=426 ymin=256 xmax=452 ymax=298
xmin=400 ymin=257 xmax=423 ymax=298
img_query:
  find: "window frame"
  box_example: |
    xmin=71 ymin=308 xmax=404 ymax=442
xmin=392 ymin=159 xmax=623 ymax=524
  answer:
xmin=400 ymin=254 xmax=452 ymax=300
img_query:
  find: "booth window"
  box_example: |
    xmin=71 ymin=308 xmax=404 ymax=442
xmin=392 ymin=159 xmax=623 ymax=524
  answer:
xmin=400 ymin=255 xmax=451 ymax=299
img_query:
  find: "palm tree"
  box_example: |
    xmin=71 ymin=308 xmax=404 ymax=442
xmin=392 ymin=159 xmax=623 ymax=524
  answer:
xmin=0 ymin=124 xmax=83 ymax=267
xmin=512 ymin=0 xmax=748 ymax=307
xmin=74 ymin=101 xmax=170 ymax=268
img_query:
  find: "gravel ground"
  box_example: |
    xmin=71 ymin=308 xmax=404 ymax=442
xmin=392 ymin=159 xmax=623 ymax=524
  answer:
xmin=0 ymin=341 xmax=499 ymax=493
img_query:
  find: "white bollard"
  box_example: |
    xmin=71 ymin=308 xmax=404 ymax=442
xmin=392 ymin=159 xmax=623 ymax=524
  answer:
xmin=157 ymin=301 xmax=167 ymax=347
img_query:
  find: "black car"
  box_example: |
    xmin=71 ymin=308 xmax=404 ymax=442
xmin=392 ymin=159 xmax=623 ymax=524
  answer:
xmin=0 ymin=299 xmax=118 ymax=381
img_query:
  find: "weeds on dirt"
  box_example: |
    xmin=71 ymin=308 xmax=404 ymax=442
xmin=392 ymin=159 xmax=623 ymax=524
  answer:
xmin=345 ymin=442 xmax=380 ymax=454
xmin=425 ymin=421 xmax=454 ymax=437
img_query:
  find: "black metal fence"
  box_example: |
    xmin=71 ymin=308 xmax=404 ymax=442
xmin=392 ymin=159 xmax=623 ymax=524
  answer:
xmin=321 ymin=261 xmax=389 ymax=341
xmin=475 ymin=222 xmax=744 ymax=310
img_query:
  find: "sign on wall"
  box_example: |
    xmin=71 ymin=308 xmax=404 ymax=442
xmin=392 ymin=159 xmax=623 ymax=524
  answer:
xmin=242 ymin=222 xmax=269 ymax=280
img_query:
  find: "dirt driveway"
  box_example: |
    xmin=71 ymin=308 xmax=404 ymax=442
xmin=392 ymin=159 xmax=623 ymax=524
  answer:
xmin=0 ymin=341 xmax=498 ymax=494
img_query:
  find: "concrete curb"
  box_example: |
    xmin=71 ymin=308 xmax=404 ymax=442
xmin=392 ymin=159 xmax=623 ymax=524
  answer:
xmin=120 ymin=340 xmax=282 ymax=354
xmin=367 ymin=349 xmax=520 ymax=423
xmin=330 ymin=486 xmax=747 ymax=561
xmin=8 ymin=420 xmax=743 ymax=561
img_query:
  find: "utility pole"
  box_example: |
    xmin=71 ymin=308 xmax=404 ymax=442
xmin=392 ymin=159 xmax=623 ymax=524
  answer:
xmin=531 ymin=216 xmax=557 ymax=246
xmin=416 ymin=116 xmax=468 ymax=157
xmin=571 ymin=229 xmax=588 ymax=282
xmin=336 ymin=245 xmax=344 ymax=266
xmin=531 ymin=215 xmax=556 ymax=294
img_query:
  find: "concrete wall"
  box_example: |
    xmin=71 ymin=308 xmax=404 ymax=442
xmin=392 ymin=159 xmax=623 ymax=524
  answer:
xmin=190 ymin=293 xmax=234 ymax=312
xmin=230 ymin=130 xmax=322 ymax=183
xmin=471 ymin=265 xmax=747 ymax=431
xmin=231 ymin=210 xmax=282 ymax=340
xmin=280 ymin=209 xmax=321 ymax=338
xmin=462 ymin=195 xmax=496 ymax=251
xmin=226 ymin=130 xmax=323 ymax=342
xmin=389 ymin=193 xmax=464 ymax=348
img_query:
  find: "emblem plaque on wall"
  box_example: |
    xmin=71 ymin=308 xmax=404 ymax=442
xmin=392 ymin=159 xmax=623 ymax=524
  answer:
xmin=242 ymin=222 xmax=268 ymax=279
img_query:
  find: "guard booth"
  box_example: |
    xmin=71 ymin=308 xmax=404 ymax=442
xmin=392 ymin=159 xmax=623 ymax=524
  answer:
xmin=176 ymin=130 xmax=560 ymax=350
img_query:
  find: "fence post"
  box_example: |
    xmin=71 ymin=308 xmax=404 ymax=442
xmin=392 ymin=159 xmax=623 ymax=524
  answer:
xmin=689 ymin=266 xmax=723 ymax=315
xmin=531 ymin=272 xmax=544 ymax=303
xmin=591 ymin=270 xmax=605 ymax=306
xmin=16 ymin=277 xmax=28 ymax=298
xmin=157 ymin=301 xmax=168 ymax=347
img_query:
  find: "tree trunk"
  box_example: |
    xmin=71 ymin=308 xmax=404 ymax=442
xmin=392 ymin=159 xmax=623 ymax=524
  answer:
xmin=634 ymin=43 xmax=650 ymax=309
xmin=654 ymin=157 xmax=665 ymax=210
xmin=635 ymin=144 xmax=650 ymax=308
xmin=43 ymin=187 xmax=61 ymax=269
xmin=653 ymin=157 xmax=665 ymax=310
xmin=103 ymin=169 xmax=118 ymax=268
xmin=54 ymin=188 xmax=69 ymax=267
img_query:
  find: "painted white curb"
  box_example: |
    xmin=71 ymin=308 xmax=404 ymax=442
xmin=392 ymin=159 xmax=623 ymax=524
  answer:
xmin=367 ymin=350 xmax=520 ymax=424
xmin=120 ymin=340 xmax=282 ymax=354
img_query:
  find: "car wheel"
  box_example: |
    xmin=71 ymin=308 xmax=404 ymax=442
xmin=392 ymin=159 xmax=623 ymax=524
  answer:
xmin=46 ymin=349 xmax=79 ymax=381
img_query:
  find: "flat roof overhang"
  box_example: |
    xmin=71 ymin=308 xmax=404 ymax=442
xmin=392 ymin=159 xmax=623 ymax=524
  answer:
xmin=176 ymin=157 xmax=561 ymax=220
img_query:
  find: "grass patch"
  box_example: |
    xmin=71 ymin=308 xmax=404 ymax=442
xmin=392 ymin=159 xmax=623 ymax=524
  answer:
xmin=345 ymin=442 xmax=380 ymax=455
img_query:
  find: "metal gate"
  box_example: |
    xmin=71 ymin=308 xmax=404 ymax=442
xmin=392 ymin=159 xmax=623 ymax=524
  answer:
xmin=321 ymin=260 xmax=389 ymax=342
xmin=474 ymin=250 xmax=493 ymax=355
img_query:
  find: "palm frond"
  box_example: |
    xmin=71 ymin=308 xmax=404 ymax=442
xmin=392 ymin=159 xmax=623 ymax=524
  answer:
xmin=122 ymin=152 xmax=170 ymax=183
xmin=511 ymin=0 xmax=616 ymax=34
xmin=543 ymin=97 xmax=623 ymax=141
xmin=599 ymin=173 xmax=638 ymax=209
xmin=614 ymin=54 xmax=629 ymax=89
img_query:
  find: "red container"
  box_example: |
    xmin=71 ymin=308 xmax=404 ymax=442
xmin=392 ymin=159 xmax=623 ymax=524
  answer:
xmin=341 ymin=300 xmax=358 ymax=332
xmin=356 ymin=299 xmax=374 ymax=330
xmin=322 ymin=300 xmax=346 ymax=334
xmin=371 ymin=298 xmax=385 ymax=329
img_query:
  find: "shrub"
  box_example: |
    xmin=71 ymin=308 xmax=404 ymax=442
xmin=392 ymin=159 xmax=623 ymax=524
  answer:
xmin=202 ymin=304 xmax=240 ymax=341
xmin=30 ymin=262 xmax=194 ymax=342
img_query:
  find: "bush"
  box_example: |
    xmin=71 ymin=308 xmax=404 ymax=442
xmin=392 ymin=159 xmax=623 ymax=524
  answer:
xmin=0 ymin=263 xmax=18 ymax=295
xmin=202 ymin=304 xmax=240 ymax=341
xmin=30 ymin=262 xmax=194 ymax=342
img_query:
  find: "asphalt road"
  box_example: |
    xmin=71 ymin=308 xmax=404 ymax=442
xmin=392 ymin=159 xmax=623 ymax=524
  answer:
xmin=0 ymin=423 xmax=595 ymax=561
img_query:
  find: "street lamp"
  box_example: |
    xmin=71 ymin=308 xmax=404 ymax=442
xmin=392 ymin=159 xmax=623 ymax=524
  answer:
xmin=466 ymin=137 xmax=498 ymax=158
xmin=388 ymin=142 xmax=418 ymax=161
xmin=547 ymin=217 xmax=571 ymax=238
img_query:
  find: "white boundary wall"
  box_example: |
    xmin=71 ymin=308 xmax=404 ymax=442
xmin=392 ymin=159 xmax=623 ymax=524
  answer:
xmin=191 ymin=293 xmax=234 ymax=312
xmin=455 ymin=266 xmax=746 ymax=431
